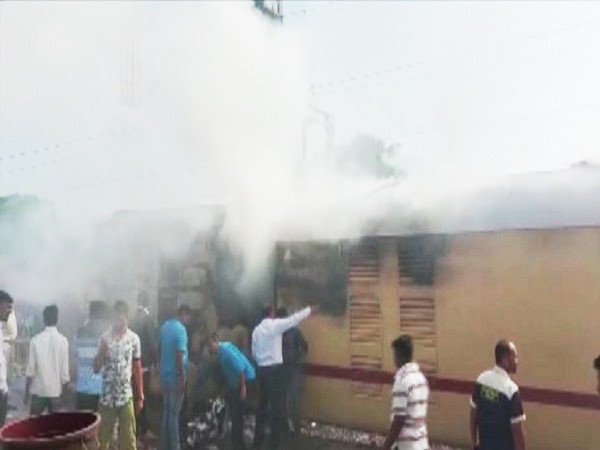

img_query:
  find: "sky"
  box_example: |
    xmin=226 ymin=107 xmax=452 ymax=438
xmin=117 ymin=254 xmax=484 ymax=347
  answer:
xmin=2 ymin=1 xmax=600 ymax=209
xmin=285 ymin=1 xmax=600 ymax=180
xmin=0 ymin=1 xmax=307 ymax=213
xmin=2 ymin=1 xmax=600 ymax=302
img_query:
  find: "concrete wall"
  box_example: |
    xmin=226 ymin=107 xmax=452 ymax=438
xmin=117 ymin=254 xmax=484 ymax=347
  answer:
xmin=290 ymin=228 xmax=600 ymax=450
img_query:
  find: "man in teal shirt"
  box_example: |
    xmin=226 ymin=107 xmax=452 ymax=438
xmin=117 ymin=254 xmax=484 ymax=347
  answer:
xmin=210 ymin=334 xmax=255 ymax=450
xmin=159 ymin=305 xmax=192 ymax=450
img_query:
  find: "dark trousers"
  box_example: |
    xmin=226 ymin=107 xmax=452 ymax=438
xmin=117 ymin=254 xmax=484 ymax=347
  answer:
xmin=30 ymin=395 xmax=60 ymax=415
xmin=76 ymin=393 xmax=100 ymax=411
xmin=0 ymin=391 xmax=7 ymax=426
xmin=136 ymin=371 xmax=151 ymax=436
xmin=284 ymin=365 xmax=303 ymax=434
xmin=227 ymin=389 xmax=245 ymax=450
xmin=253 ymin=365 xmax=286 ymax=450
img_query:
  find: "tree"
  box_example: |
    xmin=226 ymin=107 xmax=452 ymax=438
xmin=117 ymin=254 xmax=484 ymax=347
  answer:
xmin=335 ymin=134 xmax=401 ymax=179
xmin=0 ymin=195 xmax=43 ymax=257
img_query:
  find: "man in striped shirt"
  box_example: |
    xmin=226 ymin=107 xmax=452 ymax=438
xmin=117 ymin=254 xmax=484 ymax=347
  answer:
xmin=384 ymin=334 xmax=430 ymax=450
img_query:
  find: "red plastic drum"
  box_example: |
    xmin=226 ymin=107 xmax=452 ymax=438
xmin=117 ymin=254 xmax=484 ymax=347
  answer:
xmin=0 ymin=412 xmax=100 ymax=450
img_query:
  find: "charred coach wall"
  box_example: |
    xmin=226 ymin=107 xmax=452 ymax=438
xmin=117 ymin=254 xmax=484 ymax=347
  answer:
xmin=279 ymin=228 xmax=600 ymax=450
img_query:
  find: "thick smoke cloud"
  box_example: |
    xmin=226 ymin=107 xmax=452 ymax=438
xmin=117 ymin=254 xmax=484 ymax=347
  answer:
xmin=0 ymin=2 xmax=396 ymax=304
xmin=1 ymin=2 xmax=600 ymax=307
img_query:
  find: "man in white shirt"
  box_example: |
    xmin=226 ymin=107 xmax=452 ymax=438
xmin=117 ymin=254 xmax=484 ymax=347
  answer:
xmin=0 ymin=291 xmax=14 ymax=426
xmin=251 ymin=304 xmax=316 ymax=450
xmin=24 ymin=305 xmax=69 ymax=415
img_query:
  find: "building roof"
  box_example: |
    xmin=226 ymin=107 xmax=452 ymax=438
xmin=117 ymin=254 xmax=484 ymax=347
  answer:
xmin=368 ymin=163 xmax=600 ymax=237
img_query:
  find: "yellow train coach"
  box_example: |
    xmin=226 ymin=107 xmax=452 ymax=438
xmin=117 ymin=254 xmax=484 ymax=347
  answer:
xmin=275 ymin=226 xmax=600 ymax=450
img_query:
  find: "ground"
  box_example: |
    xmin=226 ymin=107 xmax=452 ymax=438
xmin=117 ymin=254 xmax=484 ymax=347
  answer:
xmin=6 ymin=377 xmax=461 ymax=450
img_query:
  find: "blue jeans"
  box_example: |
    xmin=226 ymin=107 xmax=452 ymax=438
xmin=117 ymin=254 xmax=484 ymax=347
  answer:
xmin=160 ymin=381 xmax=185 ymax=450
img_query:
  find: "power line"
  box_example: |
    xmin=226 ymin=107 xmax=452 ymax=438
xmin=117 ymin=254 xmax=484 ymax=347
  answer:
xmin=392 ymin=98 xmax=600 ymax=142
xmin=310 ymin=16 xmax=600 ymax=93
xmin=313 ymin=37 xmax=600 ymax=97
xmin=283 ymin=1 xmax=333 ymax=21
xmin=0 ymin=126 xmax=138 ymax=162
xmin=51 ymin=164 xmax=209 ymax=195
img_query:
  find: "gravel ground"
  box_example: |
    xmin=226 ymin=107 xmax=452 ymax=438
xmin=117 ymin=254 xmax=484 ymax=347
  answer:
xmin=168 ymin=418 xmax=464 ymax=450
xmin=297 ymin=421 xmax=463 ymax=450
xmin=164 ymin=434 xmax=463 ymax=450
xmin=4 ymin=377 xmax=462 ymax=450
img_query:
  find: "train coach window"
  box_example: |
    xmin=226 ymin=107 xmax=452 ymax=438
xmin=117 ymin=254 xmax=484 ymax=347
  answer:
xmin=347 ymin=238 xmax=384 ymax=398
xmin=275 ymin=242 xmax=348 ymax=315
xmin=347 ymin=238 xmax=380 ymax=282
xmin=399 ymin=297 xmax=437 ymax=375
xmin=349 ymin=296 xmax=381 ymax=343
xmin=349 ymin=295 xmax=382 ymax=398
xmin=397 ymin=236 xmax=446 ymax=285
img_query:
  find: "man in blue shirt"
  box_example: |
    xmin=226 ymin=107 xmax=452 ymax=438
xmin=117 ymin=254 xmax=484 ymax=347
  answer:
xmin=210 ymin=334 xmax=256 ymax=450
xmin=159 ymin=305 xmax=192 ymax=450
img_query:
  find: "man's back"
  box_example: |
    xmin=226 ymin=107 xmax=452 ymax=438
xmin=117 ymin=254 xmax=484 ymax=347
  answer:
xmin=217 ymin=342 xmax=256 ymax=389
xmin=251 ymin=307 xmax=311 ymax=367
xmin=28 ymin=327 xmax=69 ymax=397
xmin=282 ymin=327 xmax=307 ymax=366
xmin=159 ymin=318 xmax=188 ymax=382
xmin=471 ymin=367 xmax=525 ymax=450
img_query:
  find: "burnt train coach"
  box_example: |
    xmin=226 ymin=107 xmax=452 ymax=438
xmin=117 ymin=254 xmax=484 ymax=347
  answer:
xmin=275 ymin=227 xmax=600 ymax=450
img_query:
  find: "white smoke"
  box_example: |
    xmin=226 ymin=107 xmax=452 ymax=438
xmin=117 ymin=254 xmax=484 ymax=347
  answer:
xmin=2 ymin=1 xmax=600 ymax=306
xmin=0 ymin=1 xmax=391 ymax=303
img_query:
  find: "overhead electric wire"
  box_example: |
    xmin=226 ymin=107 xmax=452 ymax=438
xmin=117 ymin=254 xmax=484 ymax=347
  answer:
xmin=0 ymin=126 xmax=138 ymax=162
xmin=310 ymin=16 xmax=600 ymax=94
xmin=283 ymin=1 xmax=333 ymax=20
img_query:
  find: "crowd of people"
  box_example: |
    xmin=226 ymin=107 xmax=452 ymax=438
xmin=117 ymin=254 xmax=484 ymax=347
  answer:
xmin=0 ymin=288 xmax=598 ymax=450
xmin=0 ymin=290 xmax=313 ymax=450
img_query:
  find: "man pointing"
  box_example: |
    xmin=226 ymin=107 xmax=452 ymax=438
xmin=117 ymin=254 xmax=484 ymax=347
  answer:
xmin=252 ymin=304 xmax=317 ymax=450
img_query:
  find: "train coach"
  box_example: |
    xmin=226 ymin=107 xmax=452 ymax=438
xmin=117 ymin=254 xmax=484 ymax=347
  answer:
xmin=275 ymin=226 xmax=600 ymax=450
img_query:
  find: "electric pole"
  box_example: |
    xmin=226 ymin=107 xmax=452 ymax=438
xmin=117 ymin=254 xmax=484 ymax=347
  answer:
xmin=302 ymin=105 xmax=335 ymax=160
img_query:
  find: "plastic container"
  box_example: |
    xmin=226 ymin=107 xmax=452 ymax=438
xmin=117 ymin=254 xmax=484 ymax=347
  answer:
xmin=0 ymin=412 xmax=100 ymax=450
